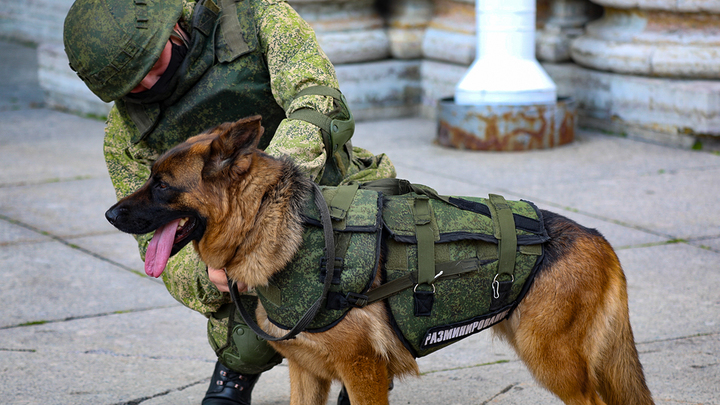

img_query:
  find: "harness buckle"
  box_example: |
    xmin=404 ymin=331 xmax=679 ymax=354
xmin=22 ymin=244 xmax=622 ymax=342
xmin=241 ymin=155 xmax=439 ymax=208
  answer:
xmin=319 ymin=257 xmax=344 ymax=285
xmin=345 ymin=292 xmax=369 ymax=308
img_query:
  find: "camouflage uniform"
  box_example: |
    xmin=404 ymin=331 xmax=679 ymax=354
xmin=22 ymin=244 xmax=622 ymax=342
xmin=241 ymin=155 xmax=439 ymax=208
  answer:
xmin=77 ymin=0 xmax=395 ymax=373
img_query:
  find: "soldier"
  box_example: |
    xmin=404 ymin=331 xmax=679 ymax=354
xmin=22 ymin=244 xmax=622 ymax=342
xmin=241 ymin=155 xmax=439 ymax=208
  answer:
xmin=63 ymin=1 xmax=395 ymax=404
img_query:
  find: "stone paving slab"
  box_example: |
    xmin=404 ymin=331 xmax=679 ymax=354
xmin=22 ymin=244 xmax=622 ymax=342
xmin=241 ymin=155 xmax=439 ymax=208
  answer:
xmin=141 ymin=363 xmax=352 ymax=405
xmin=690 ymin=237 xmax=720 ymax=253
xmin=390 ymin=358 xmax=555 ymax=405
xmin=0 ymin=109 xmax=106 ymax=186
xmin=0 ymin=350 xmax=207 ymax=405
xmin=0 ymin=307 xmax=209 ymax=358
xmin=352 ymin=118 xmax=720 ymax=189
xmin=0 ymin=307 xmax=214 ymax=405
xmin=618 ymin=243 xmax=720 ymax=342
xmin=391 ymin=332 xmax=720 ymax=405
xmin=354 ymin=117 xmax=720 ymax=242
xmin=0 ymin=219 xmax=52 ymax=244
xmin=139 ymin=364 xmax=301 ymax=405
xmin=140 ymin=382 xmax=213 ymax=405
xmin=68 ymin=231 xmax=147 ymax=274
xmin=395 ymin=157 xmax=720 ymax=240
xmin=638 ymin=334 xmax=720 ymax=405
xmin=0 ymin=240 xmax=176 ymax=328
xmin=512 ymin=167 xmax=720 ymax=240
xmin=0 ymin=177 xmax=118 ymax=238
xmin=133 ymin=332 xmax=720 ymax=405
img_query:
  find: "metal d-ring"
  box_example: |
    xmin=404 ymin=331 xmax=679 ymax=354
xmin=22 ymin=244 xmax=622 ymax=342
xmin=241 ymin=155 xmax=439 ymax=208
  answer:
xmin=413 ymin=283 xmax=436 ymax=294
xmin=413 ymin=271 xmax=444 ymax=294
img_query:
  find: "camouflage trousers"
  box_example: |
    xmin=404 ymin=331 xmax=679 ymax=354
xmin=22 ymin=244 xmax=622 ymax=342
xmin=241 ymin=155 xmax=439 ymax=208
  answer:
xmin=161 ymin=146 xmax=395 ymax=374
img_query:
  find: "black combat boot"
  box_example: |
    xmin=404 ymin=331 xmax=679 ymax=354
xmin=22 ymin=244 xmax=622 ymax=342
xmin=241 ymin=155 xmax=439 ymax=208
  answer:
xmin=202 ymin=361 xmax=260 ymax=405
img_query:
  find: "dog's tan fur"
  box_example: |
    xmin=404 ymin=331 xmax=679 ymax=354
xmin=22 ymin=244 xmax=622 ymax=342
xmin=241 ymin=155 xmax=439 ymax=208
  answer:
xmin=111 ymin=117 xmax=654 ymax=405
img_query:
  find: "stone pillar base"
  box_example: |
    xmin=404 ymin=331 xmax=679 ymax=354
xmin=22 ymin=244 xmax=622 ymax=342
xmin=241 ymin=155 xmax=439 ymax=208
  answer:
xmin=419 ymin=60 xmax=467 ymax=119
xmin=545 ymin=62 xmax=720 ymax=149
xmin=335 ymin=59 xmax=421 ymax=121
xmin=536 ymin=0 xmax=602 ymax=63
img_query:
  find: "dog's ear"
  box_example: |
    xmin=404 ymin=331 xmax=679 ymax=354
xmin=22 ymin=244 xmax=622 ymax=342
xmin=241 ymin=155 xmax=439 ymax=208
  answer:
xmin=203 ymin=116 xmax=265 ymax=178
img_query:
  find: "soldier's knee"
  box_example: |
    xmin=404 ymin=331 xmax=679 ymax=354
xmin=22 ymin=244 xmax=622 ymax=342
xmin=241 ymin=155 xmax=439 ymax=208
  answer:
xmin=208 ymin=303 xmax=283 ymax=374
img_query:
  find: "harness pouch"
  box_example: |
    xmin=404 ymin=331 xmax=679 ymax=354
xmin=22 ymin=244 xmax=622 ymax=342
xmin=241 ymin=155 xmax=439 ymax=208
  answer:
xmin=379 ymin=184 xmax=549 ymax=357
xmin=256 ymin=186 xmax=383 ymax=332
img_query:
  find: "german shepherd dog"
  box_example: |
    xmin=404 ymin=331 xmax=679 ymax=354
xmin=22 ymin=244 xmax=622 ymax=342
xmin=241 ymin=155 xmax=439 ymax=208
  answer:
xmin=106 ymin=116 xmax=654 ymax=405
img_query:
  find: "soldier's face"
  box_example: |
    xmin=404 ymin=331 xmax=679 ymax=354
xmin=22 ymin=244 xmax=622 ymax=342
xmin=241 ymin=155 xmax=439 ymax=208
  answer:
xmin=129 ymin=23 xmax=188 ymax=94
xmin=129 ymin=40 xmax=173 ymax=94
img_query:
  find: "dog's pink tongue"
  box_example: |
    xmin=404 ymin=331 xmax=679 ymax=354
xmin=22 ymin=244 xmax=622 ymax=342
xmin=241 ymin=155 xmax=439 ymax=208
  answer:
xmin=145 ymin=219 xmax=181 ymax=278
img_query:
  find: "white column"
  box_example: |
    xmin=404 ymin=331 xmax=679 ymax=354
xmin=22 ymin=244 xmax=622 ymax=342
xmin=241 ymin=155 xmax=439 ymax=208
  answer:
xmin=455 ymin=0 xmax=556 ymax=105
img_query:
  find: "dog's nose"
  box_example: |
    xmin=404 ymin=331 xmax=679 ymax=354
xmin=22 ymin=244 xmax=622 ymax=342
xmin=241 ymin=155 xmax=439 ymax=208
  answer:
xmin=105 ymin=206 xmax=127 ymax=225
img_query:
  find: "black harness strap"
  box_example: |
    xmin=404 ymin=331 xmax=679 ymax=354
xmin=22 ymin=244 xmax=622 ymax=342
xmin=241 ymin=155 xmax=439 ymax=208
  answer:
xmin=230 ymin=182 xmax=335 ymax=341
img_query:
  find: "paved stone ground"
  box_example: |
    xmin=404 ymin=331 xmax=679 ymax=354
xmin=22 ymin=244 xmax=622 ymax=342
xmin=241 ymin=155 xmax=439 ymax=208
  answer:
xmin=1 ymin=40 xmax=718 ymax=405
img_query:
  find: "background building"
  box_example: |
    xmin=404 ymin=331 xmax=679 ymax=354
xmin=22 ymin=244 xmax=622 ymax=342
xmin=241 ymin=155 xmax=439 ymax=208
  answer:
xmin=1 ymin=0 xmax=718 ymax=149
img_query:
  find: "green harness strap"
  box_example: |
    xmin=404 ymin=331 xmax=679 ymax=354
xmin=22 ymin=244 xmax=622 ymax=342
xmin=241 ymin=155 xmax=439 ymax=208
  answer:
xmin=360 ymin=179 xmax=455 ymax=208
xmin=413 ymin=196 xmax=436 ymax=286
xmin=287 ymin=86 xmax=355 ymax=186
xmin=487 ymin=194 xmax=517 ymax=306
xmin=287 ymin=86 xmax=355 ymax=154
xmin=218 ymin=0 xmax=249 ymax=57
xmin=327 ymin=183 xmax=360 ymax=223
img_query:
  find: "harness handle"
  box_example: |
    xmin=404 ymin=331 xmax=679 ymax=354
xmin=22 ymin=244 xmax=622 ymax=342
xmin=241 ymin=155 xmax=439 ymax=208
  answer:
xmin=288 ymin=86 xmax=355 ymax=186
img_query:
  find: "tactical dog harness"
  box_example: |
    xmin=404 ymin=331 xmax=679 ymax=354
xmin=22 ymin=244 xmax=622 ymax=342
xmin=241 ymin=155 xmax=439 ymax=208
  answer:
xmin=232 ymin=180 xmax=549 ymax=357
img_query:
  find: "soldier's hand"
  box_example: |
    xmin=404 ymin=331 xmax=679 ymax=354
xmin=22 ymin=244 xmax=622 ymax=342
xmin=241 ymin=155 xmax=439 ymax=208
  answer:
xmin=208 ymin=267 xmax=248 ymax=293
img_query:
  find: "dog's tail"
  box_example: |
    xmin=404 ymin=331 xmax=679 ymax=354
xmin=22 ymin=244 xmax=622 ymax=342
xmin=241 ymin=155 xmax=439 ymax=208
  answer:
xmin=594 ymin=253 xmax=654 ymax=405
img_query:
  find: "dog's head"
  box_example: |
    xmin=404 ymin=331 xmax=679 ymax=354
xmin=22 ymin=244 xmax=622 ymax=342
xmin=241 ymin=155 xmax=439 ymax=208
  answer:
xmin=105 ymin=116 xmax=265 ymax=278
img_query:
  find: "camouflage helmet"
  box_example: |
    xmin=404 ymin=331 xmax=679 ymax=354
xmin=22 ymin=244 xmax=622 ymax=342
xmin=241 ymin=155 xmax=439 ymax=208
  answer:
xmin=63 ymin=0 xmax=184 ymax=102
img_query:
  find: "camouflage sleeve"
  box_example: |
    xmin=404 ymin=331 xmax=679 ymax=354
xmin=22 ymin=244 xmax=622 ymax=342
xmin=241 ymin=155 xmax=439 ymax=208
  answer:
xmin=103 ymin=106 xmax=229 ymax=315
xmin=254 ymin=0 xmax=397 ymax=184
xmin=254 ymin=0 xmax=337 ymax=181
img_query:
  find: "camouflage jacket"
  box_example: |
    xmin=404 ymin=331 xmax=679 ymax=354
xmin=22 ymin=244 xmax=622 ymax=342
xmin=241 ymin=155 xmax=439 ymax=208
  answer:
xmin=253 ymin=183 xmax=549 ymax=357
xmin=104 ymin=0 xmax=395 ymax=315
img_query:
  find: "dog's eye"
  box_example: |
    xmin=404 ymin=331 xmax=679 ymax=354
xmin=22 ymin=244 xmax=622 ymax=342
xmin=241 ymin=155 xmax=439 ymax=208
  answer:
xmin=155 ymin=181 xmax=168 ymax=190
